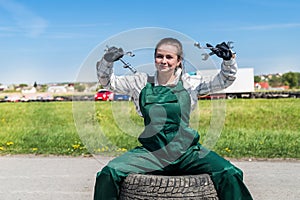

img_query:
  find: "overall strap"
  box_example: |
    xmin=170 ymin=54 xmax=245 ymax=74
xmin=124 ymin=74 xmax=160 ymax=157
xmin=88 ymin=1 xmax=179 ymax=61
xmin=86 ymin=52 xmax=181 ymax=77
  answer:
xmin=147 ymin=75 xmax=155 ymax=86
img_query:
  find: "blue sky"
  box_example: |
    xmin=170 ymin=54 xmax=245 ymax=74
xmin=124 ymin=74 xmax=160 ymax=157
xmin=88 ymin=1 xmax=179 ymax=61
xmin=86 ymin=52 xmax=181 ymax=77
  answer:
xmin=0 ymin=0 xmax=300 ymax=85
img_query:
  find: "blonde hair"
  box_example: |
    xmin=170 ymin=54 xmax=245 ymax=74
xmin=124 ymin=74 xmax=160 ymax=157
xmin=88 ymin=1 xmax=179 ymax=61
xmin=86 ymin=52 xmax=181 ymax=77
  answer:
xmin=154 ymin=38 xmax=183 ymax=68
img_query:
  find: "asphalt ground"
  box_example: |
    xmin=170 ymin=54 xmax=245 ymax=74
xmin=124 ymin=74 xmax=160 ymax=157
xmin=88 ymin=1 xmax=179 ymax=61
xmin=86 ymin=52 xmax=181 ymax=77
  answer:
xmin=0 ymin=155 xmax=299 ymax=200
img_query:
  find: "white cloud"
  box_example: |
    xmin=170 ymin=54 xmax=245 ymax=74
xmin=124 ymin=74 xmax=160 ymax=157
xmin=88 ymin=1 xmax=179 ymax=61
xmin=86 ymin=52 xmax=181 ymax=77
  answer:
xmin=0 ymin=0 xmax=47 ymax=37
xmin=239 ymin=23 xmax=300 ymax=31
xmin=238 ymin=53 xmax=300 ymax=75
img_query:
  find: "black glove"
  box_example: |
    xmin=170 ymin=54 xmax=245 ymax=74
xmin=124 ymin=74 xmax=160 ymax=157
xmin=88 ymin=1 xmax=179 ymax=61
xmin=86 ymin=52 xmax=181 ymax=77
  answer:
xmin=103 ymin=46 xmax=124 ymax=62
xmin=206 ymin=42 xmax=233 ymax=60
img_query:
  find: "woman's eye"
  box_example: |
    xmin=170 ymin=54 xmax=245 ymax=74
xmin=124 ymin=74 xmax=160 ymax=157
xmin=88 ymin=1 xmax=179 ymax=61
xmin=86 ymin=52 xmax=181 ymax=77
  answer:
xmin=155 ymin=54 xmax=163 ymax=59
xmin=155 ymin=54 xmax=174 ymax=59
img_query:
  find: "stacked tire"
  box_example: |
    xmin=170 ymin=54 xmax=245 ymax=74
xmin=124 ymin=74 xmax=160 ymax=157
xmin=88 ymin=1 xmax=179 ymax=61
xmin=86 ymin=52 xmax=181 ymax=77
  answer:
xmin=120 ymin=173 xmax=218 ymax=200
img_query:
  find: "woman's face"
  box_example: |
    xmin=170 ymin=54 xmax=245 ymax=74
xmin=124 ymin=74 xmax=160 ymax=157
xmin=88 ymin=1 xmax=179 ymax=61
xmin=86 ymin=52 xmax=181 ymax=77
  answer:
xmin=155 ymin=44 xmax=181 ymax=74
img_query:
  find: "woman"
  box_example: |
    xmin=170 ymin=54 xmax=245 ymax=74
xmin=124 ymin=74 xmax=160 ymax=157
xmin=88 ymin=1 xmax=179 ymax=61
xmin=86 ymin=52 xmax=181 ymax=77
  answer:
xmin=94 ymin=37 xmax=253 ymax=200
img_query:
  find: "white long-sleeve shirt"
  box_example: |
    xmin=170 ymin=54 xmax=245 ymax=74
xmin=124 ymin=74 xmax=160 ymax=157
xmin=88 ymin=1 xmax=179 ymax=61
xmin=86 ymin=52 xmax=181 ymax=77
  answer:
xmin=96 ymin=58 xmax=237 ymax=116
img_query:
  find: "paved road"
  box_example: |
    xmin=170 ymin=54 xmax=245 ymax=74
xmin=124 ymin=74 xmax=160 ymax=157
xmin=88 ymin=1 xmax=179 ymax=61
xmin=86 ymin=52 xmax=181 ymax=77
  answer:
xmin=0 ymin=155 xmax=299 ymax=200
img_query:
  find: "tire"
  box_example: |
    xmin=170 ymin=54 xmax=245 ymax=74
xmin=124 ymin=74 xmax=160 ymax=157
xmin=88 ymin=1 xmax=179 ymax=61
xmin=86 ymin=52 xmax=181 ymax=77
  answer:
xmin=226 ymin=94 xmax=237 ymax=99
xmin=120 ymin=174 xmax=218 ymax=200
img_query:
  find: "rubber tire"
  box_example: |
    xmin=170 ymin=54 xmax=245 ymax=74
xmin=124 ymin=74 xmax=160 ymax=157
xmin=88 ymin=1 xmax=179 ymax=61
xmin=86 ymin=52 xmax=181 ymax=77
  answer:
xmin=119 ymin=173 xmax=218 ymax=200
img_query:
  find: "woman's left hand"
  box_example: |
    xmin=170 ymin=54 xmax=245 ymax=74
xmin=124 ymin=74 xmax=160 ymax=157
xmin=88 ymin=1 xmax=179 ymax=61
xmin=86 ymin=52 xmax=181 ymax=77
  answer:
xmin=206 ymin=42 xmax=233 ymax=60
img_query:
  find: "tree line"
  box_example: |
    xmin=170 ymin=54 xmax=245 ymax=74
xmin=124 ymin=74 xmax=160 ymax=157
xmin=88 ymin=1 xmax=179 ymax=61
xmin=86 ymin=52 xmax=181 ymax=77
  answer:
xmin=254 ymin=72 xmax=300 ymax=89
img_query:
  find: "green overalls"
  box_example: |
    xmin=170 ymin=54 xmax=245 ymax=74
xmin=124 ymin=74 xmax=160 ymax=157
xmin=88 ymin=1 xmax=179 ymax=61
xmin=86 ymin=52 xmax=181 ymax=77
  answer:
xmin=94 ymin=80 xmax=253 ymax=200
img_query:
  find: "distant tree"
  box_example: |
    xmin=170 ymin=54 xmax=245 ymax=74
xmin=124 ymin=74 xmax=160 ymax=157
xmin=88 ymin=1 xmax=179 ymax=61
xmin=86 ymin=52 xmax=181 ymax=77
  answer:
xmin=269 ymin=76 xmax=283 ymax=87
xmin=96 ymin=84 xmax=104 ymax=91
xmin=74 ymin=83 xmax=85 ymax=92
xmin=33 ymin=81 xmax=37 ymax=88
xmin=40 ymin=84 xmax=48 ymax=92
xmin=282 ymin=72 xmax=299 ymax=88
xmin=254 ymin=76 xmax=261 ymax=83
xmin=296 ymin=72 xmax=300 ymax=88
xmin=19 ymin=83 xmax=28 ymax=88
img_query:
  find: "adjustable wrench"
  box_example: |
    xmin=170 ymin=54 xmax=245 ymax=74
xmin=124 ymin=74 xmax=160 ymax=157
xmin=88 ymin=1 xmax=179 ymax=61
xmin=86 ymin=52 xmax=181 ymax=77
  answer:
xmin=194 ymin=42 xmax=234 ymax=61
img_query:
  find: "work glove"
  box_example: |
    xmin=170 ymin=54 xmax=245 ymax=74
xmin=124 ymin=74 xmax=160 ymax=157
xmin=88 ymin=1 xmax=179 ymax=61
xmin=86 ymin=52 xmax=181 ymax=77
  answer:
xmin=206 ymin=42 xmax=233 ymax=60
xmin=103 ymin=46 xmax=124 ymax=62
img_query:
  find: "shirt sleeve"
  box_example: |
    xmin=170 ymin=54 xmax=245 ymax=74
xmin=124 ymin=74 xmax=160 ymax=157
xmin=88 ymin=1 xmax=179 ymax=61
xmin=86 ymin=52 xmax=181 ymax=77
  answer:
xmin=96 ymin=58 xmax=147 ymax=93
xmin=195 ymin=58 xmax=238 ymax=95
xmin=96 ymin=58 xmax=114 ymax=88
xmin=96 ymin=58 xmax=147 ymax=115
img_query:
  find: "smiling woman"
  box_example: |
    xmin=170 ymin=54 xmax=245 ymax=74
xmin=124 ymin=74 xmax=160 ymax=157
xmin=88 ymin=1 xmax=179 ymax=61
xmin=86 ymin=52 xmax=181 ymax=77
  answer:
xmin=92 ymin=34 xmax=254 ymax=200
xmin=154 ymin=38 xmax=183 ymax=85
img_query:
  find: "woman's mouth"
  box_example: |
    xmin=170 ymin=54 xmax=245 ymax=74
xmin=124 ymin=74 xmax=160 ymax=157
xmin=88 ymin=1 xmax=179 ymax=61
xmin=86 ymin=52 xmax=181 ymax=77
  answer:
xmin=158 ymin=65 xmax=170 ymax=71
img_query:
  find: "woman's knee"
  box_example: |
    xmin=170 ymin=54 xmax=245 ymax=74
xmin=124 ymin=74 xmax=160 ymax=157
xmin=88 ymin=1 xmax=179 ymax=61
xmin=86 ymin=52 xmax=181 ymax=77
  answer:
xmin=97 ymin=166 xmax=112 ymax=177
xmin=96 ymin=165 xmax=125 ymax=187
xmin=212 ymin=164 xmax=244 ymax=185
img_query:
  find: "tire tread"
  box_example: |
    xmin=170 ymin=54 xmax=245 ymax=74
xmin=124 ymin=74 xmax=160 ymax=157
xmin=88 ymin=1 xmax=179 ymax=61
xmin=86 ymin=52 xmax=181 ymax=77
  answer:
xmin=120 ymin=174 xmax=218 ymax=200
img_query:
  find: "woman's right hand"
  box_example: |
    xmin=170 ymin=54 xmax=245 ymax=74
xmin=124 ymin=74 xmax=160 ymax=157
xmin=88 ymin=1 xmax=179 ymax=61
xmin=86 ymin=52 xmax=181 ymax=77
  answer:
xmin=103 ymin=46 xmax=124 ymax=62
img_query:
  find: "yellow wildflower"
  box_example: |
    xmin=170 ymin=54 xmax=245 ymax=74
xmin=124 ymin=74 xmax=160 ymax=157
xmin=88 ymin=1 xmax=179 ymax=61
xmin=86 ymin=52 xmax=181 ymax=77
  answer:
xmin=117 ymin=148 xmax=127 ymax=152
xmin=225 ymin=147 xmax=231 ymax=153
xmin=0 ymin=147 xmax=4 ymax=151
xmin=72 ymin=144 xmax=80 ymax=149
xmin=32 ymin=148 xmax=38 ymax=151
xmin=6 ymin=141 xmax=14 ymax=146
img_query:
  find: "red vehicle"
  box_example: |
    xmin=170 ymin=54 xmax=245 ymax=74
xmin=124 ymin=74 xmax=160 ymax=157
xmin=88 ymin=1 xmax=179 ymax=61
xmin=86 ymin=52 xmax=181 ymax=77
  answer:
xmin=94 ymin=89 xmax=113 ymax=101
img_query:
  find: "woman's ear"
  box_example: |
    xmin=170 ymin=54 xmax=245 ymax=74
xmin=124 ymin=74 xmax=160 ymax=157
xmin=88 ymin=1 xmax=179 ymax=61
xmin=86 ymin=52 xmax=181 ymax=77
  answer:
xmin=177 ymin=60 xmax=182 ymax=67
xmin=176 ymin=55 xmax=182 ymax=68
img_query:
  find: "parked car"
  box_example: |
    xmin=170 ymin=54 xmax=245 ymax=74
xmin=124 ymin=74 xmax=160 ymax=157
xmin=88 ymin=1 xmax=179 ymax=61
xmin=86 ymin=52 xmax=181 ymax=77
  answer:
xmin=94 ymin=89 xmax=113 ymax=101
xmin=113 ymin=93 xmax=132 ymax=101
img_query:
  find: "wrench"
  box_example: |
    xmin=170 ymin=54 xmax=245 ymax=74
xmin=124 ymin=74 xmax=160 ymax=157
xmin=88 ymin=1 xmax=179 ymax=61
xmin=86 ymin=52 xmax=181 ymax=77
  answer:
xmin=120 ymin=50 xmax=137 ymax=73
xmin=194 ymin=42 xmax=214 ymax=50
xmin=202 ymin=51 xmax=215 ymax=61
xmin=119 ymin=57 xmax=137 ymax=74
xmin=194 ymin=42 xmax=234 ymax=61
xmin=105 ymin=45 xmax=137 ymax=73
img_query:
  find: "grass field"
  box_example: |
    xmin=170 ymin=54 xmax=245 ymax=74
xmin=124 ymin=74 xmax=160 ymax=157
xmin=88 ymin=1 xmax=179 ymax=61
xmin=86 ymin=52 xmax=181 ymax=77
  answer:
xmin=0 ymin=99 xmax=299 ymax=158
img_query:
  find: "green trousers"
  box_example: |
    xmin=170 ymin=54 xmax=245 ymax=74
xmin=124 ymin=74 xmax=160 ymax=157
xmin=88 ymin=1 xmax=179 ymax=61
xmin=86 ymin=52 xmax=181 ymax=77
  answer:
xmin=94 ymin=81 xmax=253 ymax=200
xmin=94 ymin=144 xmax=253 ymax=200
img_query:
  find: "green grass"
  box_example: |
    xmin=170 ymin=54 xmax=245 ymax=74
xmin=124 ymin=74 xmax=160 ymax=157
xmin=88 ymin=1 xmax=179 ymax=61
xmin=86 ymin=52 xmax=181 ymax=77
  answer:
xmin=212 ymin=99 xmax=299 ymax=158
xmin=0 ymin=99 xmax=299 ymax=158
xmin=0 ymin=102 xmax=86 ymax=155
